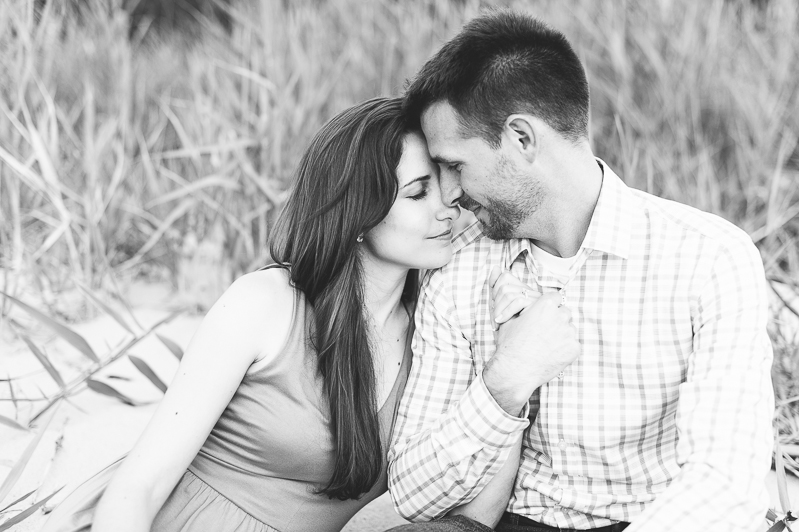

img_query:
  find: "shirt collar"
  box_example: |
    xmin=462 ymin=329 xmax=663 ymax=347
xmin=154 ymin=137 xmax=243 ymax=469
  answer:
xmin=581 ymin=159 xmax=632 ymax=260
xmin=502 ymin=158 xmax=633 ymax=266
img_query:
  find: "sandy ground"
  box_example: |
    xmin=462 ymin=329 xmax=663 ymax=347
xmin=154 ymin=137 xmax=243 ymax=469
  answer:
xmin=2 ymin=280 xmax=798 ymax=531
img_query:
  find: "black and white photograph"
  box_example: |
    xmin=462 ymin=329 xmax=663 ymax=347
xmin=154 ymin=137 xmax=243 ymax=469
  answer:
xmin=1 ymin=1 xmax=798 ymax=531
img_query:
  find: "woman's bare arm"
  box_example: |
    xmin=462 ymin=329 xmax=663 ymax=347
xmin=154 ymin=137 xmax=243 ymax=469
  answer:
xmin=91 ymin=269 xmax=294 ymax=532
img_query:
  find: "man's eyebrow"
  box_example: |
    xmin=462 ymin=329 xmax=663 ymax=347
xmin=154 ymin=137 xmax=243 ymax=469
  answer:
xmin=401 ymin=175 xmax=431 ymax=189
xmin=430 ymin=156 xmax=454 ymax=165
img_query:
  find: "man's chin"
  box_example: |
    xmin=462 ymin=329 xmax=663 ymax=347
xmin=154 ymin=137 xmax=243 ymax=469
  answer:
xmin=476 ymin=213 xmax=517 ymax=241
xmin=477 ymin=219 xmax=506 ymax=241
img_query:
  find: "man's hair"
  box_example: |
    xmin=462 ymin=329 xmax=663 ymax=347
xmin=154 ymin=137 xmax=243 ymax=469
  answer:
xmin=404 ymin=10 xmax=590 ymax=146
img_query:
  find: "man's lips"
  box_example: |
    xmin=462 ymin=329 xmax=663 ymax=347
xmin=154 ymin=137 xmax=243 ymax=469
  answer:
xmin=457 ymin=195 xmax=482 ymax=214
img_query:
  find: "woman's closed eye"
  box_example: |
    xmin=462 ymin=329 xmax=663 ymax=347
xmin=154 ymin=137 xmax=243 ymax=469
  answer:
xmin=408 ymin=185 xmax=429 ymax=200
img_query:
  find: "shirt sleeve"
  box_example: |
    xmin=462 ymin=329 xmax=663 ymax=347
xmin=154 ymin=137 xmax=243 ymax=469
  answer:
xmin=387 ymin=269 xmax=530 ymax=522
xmin=626 ymin=238 xmax=774 ymax=532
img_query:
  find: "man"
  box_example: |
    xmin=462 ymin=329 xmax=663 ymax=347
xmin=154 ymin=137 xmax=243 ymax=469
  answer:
xmin=388 ymin=10 xmax=774 ymax=532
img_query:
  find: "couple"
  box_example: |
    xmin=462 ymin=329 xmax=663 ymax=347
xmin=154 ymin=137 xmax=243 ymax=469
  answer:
xmin=45 ymin=10 xmax=774 ymax=532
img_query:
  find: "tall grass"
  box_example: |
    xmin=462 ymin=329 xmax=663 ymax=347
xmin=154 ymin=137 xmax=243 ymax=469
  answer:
xmin=0 ymin=0 xmax=797 ymax=444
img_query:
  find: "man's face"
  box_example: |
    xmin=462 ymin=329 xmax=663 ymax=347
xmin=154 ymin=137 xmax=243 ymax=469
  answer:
xmin=420 ymin=101 xmax=541 ymax=240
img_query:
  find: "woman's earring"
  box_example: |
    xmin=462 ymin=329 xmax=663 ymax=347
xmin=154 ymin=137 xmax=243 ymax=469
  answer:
xmin=356 ymin=234 xmax=364 ymax=243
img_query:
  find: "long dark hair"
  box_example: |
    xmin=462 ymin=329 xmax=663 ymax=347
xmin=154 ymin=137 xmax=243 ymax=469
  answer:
xmin=270 ymin=97 xmax=418 ymax=500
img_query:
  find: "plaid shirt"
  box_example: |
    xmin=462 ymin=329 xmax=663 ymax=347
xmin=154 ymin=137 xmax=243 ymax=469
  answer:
xmin=388 ymin=161 xmax=774 ymax=532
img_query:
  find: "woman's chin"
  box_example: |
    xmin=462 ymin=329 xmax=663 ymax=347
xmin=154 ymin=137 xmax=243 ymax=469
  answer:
xmin=412 ymin=247 xmax=454 ymax=270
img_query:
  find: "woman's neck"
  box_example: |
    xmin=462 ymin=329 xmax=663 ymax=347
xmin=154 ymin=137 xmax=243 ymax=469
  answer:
xmin=359 ymin=256 xmax=409 ymax=330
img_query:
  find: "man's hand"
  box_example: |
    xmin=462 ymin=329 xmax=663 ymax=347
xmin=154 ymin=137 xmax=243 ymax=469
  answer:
xmin=484 ymin=268 xmax=581 ymax=415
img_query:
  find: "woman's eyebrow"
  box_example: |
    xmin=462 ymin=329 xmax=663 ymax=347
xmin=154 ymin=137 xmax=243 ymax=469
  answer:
xmin=401 ymin=175 xmax=431 ymax=189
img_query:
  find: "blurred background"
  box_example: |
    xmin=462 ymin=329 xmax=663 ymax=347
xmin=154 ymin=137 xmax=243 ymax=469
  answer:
xmin=0 ymin=0 xmax=798 ymax=528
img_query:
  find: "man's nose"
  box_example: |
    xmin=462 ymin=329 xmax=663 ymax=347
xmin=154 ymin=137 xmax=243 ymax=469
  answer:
xmin=439 ymin=171 xmax=462 ymax=208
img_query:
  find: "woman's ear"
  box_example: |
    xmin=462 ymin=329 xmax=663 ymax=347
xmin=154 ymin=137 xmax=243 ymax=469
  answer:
xmin=502 ymin=114 xmax=539 ymax=164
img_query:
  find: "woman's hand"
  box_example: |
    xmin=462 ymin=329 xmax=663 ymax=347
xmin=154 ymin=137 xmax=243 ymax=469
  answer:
xmin=489 ymin=266 xmax=538 ymax=329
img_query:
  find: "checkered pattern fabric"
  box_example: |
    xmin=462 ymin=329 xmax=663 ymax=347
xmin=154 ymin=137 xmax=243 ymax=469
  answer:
xmin=388 ymin=161 xmax=774 ymax=532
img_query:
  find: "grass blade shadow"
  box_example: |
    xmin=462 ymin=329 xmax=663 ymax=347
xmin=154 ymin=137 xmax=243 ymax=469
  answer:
xmin=86 ymin=379 xmax=138 ymax=406
xmin=18 ymin=334 xmax=66 ymax=389
xmin=156 ymin=333 xmax=183 ymax=361
xmin=128 ymin=355 xmax=167 ymax=393
xmin=0 ymin=402 xmax=60 ymax=505
xmin=75 ymin=283 xmax=135 ymax=335
xmin=0 ymin=487 xmax=63 ymax=531
xmin=0 ymin=291 xmax=99 ymax=364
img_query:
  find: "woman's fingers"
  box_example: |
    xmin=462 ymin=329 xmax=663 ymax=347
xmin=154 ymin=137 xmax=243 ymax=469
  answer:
xmin=489 ymin=268 xmax=538 ymax=327
xmin=494 ymin=293 xmax=537 ymax=325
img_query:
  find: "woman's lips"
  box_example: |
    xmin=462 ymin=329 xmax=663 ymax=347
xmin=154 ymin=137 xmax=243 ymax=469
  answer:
xmin=428 ymin=229 xmax=452 ymax=240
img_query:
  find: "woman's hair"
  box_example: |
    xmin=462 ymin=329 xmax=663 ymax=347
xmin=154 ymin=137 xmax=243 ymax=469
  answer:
xmin=270 ymin=97 xmax=418 ymax=500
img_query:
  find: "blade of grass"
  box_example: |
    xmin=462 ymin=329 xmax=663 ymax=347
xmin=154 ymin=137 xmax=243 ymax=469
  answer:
xmin=0 ymin=487 xmax=63 ymax=532
xmin=766 ymin=520 xmax=787 ymax=532
xmin=0 ymin=402 xmax=59 ymax=505
xmin=144 ymin=173 xmax=239 ymax=209
xmin=18 ymin=333 xmax=65 ymax=388
xmin=156 ymin=334 xmax=183 ymax=360
xmin=128 ymin=355 xmax=167 ymax=393
xmin=30 ymin=219 xmax=70 ymax=262
xmin=159 ymin=101 xmax=202 ymax=169
xmin=0 ymin=291 xmax=99 ymax=363
xmin=86 ymin=379 xmax=138 ymax=406
xmin=116 ymin=197 xmax=196 ymax=272
xmin=0 ymin=489 xmax=35 ymax=513
xmin=7 ymin=377 xmax=18 ymax=411
xmin=776 ymin=440 xmax=794 ymax=514
xmin=0 ymin=144 xmax=47 ymax=193
xmin=22 ymin=102 xmax=84 ymax=278
xmin=767 ymin=508 xmax=779 ymax=523
xmin=0 ymin=415 xmax=27 ymax=431
xmin=150 ymin=138 xmax=258 ymax=161
xmin=75 ymin=282 xmax=134 ymax=334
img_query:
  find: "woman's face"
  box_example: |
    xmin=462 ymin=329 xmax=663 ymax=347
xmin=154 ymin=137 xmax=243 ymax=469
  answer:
xmin=362 ymin=132 xmax=460 ymax=271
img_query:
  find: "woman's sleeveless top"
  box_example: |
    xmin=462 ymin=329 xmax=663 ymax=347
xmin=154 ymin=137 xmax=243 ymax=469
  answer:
xmin=152 ymin=287 xmax=412 ymax=532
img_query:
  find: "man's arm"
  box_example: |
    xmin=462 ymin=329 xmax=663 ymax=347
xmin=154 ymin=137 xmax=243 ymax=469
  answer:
xmin=447 ymin=434 xmax=523 ymax=528
xmin=388 ymin=271 xmax=529 ymax=522
xmin=626 ymin=238 xmax=774 ymax=532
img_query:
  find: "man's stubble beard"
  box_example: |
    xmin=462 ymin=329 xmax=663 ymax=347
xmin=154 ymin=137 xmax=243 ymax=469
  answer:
xmin=475 ymin=156 xmax=541 ymax=241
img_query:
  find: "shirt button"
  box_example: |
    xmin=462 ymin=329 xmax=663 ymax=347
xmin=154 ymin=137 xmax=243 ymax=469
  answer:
xmin=558 ymin=439 xmax=568 ymax=450
xmin=558 ymin=371 xmax=565 ymax=380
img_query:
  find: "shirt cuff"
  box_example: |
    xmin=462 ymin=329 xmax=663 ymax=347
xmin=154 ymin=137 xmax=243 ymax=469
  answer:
xmin=451 ymin=372 xmax=530 ymax=449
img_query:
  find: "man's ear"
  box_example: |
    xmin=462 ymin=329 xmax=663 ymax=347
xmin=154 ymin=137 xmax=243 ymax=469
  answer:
xmin=502 ymin=114 xmax=538 ymax=163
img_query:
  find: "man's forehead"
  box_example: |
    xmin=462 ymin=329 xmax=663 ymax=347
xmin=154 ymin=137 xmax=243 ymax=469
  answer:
xmin=421 ymin=101 xmax=460 ymax=130
xmin=420 ymin=102 xmax=467 ymax=160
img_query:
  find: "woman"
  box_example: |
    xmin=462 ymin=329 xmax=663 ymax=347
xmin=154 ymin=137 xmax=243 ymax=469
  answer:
xmin=43 ymin=97 xmax=522 ymax=532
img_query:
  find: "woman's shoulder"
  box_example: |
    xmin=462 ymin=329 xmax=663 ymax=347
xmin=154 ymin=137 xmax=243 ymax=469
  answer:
xmin=217 ymin=266 xmax=299 ymax=366
xmin=226 ymin=264 xmax=294 ymax=299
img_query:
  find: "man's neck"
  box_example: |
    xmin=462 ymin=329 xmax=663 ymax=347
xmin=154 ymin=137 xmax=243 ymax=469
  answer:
xmin=521 ymin=150 xmax=603 ymax=258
